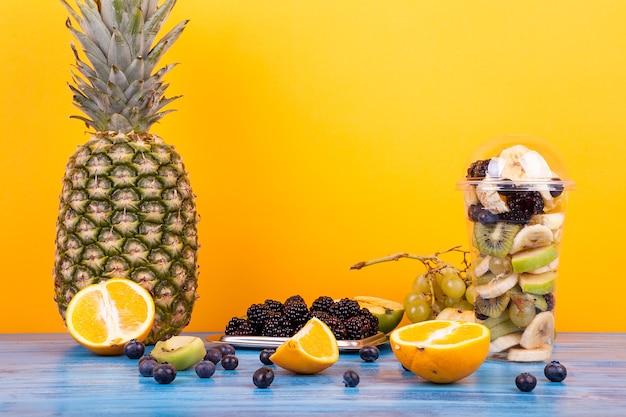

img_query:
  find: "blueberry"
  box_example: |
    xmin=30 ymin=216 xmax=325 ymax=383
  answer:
xmin=124 ymin=339 xmax=145 ymax=359
xmin=544 ymin=360 xmax=567 ymax=382
xmin=153 ymin=363 xmax=177 ymax=384
xmin=204 ymin=347 xmax=223 ymax=364
xmin=138 ymin=358 xmax=157 ymax=377
xmin=515 ymin=372 xmax=537 ymax=392
xmin=343 ymin=370 xmax=360 ymax=387
xmin=195 ymin=360 xmax=216 ymax=378
xmin=477 ymin=209 xmax=499 ymax=225
xmin=221 ymin=354 xmax=239 ymax=370
xmin=359 ymin=346 xmax=380 ymax=362
xmin=259 ymin=348 xmax=275 ymax=365
xmin=218 ymin=344 xmax=236 ymax=356
xmin=252 ymin=367 xmax=275 ymax=388
xmin=138 ymin=354 xmax=156 ymax=365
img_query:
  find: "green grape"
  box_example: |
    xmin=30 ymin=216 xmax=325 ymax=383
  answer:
xmin=465 ymin=285 xmax=476 ymax=305
xmin=403 ymin=290 xmax=427 ymax=308
xmin=441 ymin=274 xmax=466 ymax=299
xmin=412 ymin=273 xmax=432 ymax=294
xmin=453 ymin=300 xmax=474 ymax=311
xmin=444 ymin=296 xmax=462 ymax=308
xmin=405 ymin=296 xmax=433 ymax=323
xmin=489 ymin=256 xmax=512 ymax=276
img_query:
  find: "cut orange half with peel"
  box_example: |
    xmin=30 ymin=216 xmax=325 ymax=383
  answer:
xmin=270 ymin=317 xmax=339 ymax=374
xmin=65 ymin=278 xmax=155 ymax=356
xmin=389 ymin=320 xmax=490 ymax=384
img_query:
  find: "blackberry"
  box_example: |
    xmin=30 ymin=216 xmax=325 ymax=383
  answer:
xmin=284 ymin=301 xmax=310 ymax=325
xmin=247 ymin=303 xmax=272 ymax=326
xmin=319 ymin=315 xmax=347 ymax=340
xmin=345 ymin=316 xmax=368 ymax=340
xmin=284 ymin=295 xmax=306 ymax=305
xmin=310 ymin=310 xmax=332 ymax=321
xmin=224 ymin=317 xmax=255 ymax=336
xmin=330 ymin=298 xmax=361 ymax=319
xmin=311 ymin=296 xmax=335 ymax=312
xmin=500 ymin=191 xmax=544 ymax=224
xmin=264 ymin=299 xmax=283 ymax=312
xmin=360 ymin=309 xmax=379 ymax=336
xmin=261 ymin=314 xmax=294 ymax=337
xmin=466 ymin=159 xmax=491 ymax=179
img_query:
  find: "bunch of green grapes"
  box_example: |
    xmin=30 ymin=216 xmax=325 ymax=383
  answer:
xmin=402 ymin=247 xmax=474 ymax=323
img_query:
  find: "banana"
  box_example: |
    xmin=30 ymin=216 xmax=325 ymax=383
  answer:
xmin=498 ymin=144 xmax=530 ymax=180
xmin=519 ymin=311 xmax=555 ymax=349
xmin=489 ymin=332 xmax=522 ymax=353
xmin=476 ymin=184 xmax=509 ymax=214
xmin=473 ymin=255 xmax=491 ymax=278
xmin=475 ymin=273 xmax=518 ymax=299
xmin=529 ymin=212 xmax=565 ymax=231
xmin=509 ymin=224 xmax=554 ymax=254
xmin=507 ymin=344 xmax=553 ymax=362
xmin=518 ymin=150 xmax=552 ymax=179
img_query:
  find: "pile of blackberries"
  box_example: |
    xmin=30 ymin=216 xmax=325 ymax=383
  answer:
xmin=225 ymin=295 xmax=379 ymax=340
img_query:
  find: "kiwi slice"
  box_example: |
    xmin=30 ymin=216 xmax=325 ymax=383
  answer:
xmin=474 ymin=290 xmax=511 ymax=319
xmin=473 ymin=222 xmax=522 ymax=258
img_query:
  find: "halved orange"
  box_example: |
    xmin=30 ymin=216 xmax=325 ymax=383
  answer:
xmin=65 ymin=278 xmax=155 ymax=355
xmin=270 ymin=317 xmax=339 ymax=374
xmin=389 ymin=320 xmax=490 ymax=384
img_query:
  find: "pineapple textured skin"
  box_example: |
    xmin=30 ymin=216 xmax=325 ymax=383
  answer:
xmin=54 ymin=132 xmax=199 ymax=344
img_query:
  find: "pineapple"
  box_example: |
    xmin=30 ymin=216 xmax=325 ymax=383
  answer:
xmin=54 ymin=0 xmax=198 ymax=344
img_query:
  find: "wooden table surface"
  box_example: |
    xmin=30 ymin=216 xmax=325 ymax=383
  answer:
xmin=1 ymin=332 xmax=625 ymax=416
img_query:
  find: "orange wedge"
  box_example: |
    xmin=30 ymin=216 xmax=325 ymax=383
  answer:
xmin=65 ymin=278 xmax=155 ymax=355
xmin=389 ymin=320 xmax=490 ymax=384
xmin=270 ymin=317 xmax=339 ymax=374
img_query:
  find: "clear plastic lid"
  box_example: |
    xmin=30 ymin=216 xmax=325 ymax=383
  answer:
xmin=457 ymin=135 xmax=575 ymax=192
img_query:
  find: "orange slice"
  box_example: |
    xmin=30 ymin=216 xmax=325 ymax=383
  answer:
xmin=65 ymin=278 xmax=155 ymax=355
xmin=389 ymin=320 xmax=490 ymax=384
xmin=270 ymin=317 xmax=339 ymax=374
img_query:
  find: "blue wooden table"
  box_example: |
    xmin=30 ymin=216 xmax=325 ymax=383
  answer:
xmin=1 ymin=332 xmax=625 ymax=416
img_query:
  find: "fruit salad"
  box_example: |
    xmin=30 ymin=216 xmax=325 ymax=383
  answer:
xmin=459 ymin=139 xmax=573 ymax=362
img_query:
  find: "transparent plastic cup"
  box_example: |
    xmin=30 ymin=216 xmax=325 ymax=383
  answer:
xmin=457 ymin=135 xmax=574 ymax=362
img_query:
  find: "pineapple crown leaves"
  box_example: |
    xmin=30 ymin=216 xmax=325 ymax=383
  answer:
xmin=62 ymin=0 xmax=188 ymax=134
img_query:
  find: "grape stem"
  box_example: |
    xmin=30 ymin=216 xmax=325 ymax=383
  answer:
xmin=349 ymin=246 xmax=469 ymax=271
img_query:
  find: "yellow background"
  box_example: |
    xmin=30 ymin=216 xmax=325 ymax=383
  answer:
xmin=1 ymin=1 xmax=625 ymax=334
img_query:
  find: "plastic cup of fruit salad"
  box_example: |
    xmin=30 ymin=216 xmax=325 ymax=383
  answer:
xmin=457 ymin=135 xmax=574 ymax=362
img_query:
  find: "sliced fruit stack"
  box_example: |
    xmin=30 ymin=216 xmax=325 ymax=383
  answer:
xmin=463 ymin=144 xmax=568 ymax=362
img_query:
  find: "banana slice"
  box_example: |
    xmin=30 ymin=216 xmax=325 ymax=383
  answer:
xmin=520 ymin=311 xmax=555 ymax=349
xmin=498 ymin=144 xmax=530 ymax=180
xmin=476 ymin=185 xmax=509 ymax=214
xmin=475 ymin=273 xmax=518 ymax=299
xmin=507 ymin=344 xmax=553 ymax=362
xmin=489 ymin=332 xmax=523 ymax=353
xmin=474 ymin=255 xmax=491 ymax=278
xmin=509 ymin=224 xmax=554 ymax=254
xmin=529 ymin=213 xmax=565 ymax=230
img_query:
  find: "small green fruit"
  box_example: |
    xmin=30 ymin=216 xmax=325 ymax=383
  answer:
xmin=151 ymin=336 xmax=206 ymax=371
xmin=353 ymin=296 xmax=404 ymax=334
xmin=519 ymin=272 xmax=557 ymax=295
xmin=511 ymin=245 xmax=558 ymax=273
